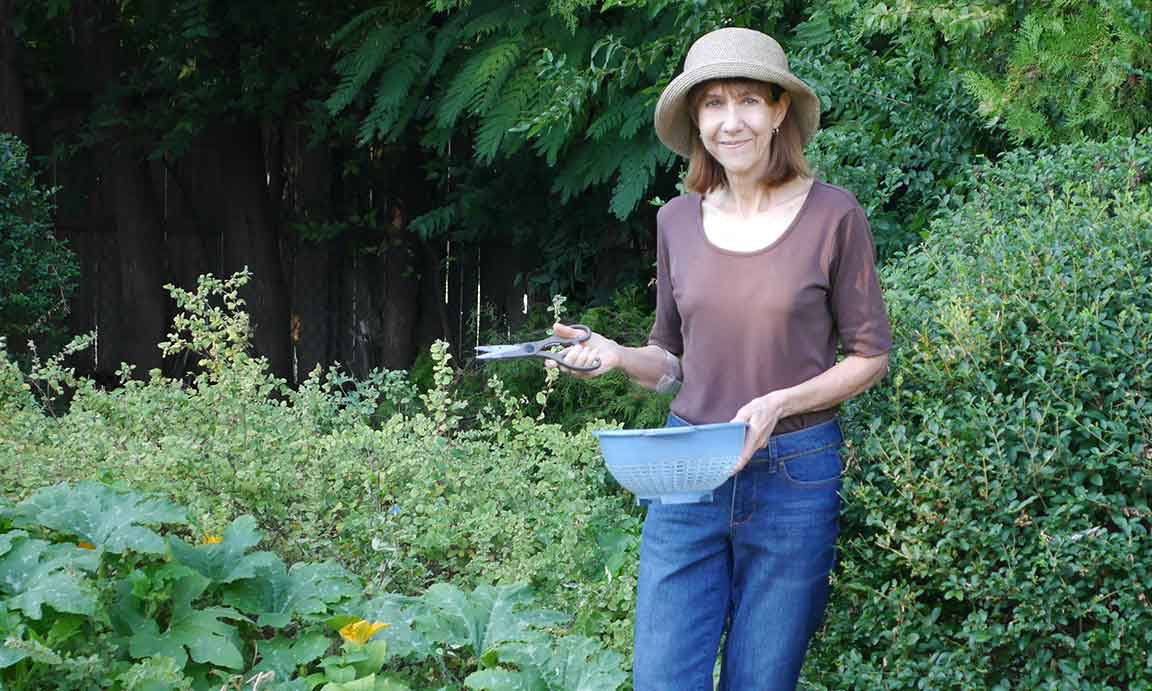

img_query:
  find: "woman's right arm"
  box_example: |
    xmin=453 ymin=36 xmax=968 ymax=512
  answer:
xmin=548 ymin=322 xmax=680 ymax=393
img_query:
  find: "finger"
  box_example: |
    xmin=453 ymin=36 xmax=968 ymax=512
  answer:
xmin=553 ymin=322 xmax=580 ymax=339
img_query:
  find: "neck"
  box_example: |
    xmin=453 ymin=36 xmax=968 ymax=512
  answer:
xmin=716 ymin=173 xmax=809 ymax=218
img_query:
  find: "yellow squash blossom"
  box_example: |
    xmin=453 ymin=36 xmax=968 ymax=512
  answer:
xmin=339 ymin=619 xmax=389 ymax=645
xmin=201 ymin=535 xmax=224 ymax=545
xmin=77 ymin=541 xmax=96 ymax=550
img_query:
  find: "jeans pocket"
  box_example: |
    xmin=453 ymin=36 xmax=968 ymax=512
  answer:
xmin=779 ymin=445 xmax=843 ymax=487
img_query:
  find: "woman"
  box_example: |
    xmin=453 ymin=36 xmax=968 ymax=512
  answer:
xmin=551 ymin=27 xmax=891 ymax=690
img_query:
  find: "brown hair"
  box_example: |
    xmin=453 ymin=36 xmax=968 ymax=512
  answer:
xmin=683 ymin=78 xmax=810 ymax=195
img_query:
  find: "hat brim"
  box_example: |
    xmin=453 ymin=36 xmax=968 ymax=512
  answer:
xmin=654 ymin=62 xmax=821 ymax=158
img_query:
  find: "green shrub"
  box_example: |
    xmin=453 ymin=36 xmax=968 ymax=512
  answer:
xmin=809 ymin=133 xmax=1152 ymax=688
xmin=0 ymin=133 xmax=78 ymax=359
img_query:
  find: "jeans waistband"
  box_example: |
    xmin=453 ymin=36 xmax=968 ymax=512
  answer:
xmin=666 ymin=414 xmax=843 ymax=463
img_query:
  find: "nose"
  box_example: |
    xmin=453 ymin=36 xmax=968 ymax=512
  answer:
xmin=720 ymin=104 xmax=745 ymax=134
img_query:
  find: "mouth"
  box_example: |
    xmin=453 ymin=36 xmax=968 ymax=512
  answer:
xmin=719 ymin=140 xmax=751 ymax=148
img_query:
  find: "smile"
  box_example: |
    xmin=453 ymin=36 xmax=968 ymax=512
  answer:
xmin=719 ymin=140 xmax=751 ymax=148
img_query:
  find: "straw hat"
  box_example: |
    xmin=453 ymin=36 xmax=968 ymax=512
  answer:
xmin=654 ymin=28 xmax=821 ymax=158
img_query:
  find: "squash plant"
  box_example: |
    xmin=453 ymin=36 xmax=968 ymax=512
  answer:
xmin=0 ymin=483 xmax=627 ymax=690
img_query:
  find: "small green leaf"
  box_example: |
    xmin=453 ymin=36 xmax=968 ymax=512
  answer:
xmin=351 ymin=640 xmax=388 ymax=678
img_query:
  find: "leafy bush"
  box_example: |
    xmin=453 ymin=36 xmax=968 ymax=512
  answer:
xmin=0 ymin=133 xmax=79 ymax=359
xmin=0 ymin=483 xmax=627 ymax=690
xmin=963 ymin=1 xmax=1152 ymax=144
xmin=0 ymin=271 xmax=642 ymax=671
xmin=808 ymin=134 xmax=1152 ymax=687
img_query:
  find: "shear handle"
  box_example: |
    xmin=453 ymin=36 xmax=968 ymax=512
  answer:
xmin=540 ymin=350 xmax=601 ymax=372
xmin=540 ymin=324 xmax=600 ymax=371
xmin=532 ymin=323 xmax=592 ymax=350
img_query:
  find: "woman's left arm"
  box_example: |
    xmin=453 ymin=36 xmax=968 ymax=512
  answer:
xmin=731 ymin=353 xmax=889 ymax=470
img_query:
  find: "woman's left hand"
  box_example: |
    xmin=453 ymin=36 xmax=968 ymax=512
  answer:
xmin=731 ymin=393 xmax=787 ymax=473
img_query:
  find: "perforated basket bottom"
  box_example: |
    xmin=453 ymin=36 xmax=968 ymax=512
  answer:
xmin=607 ymin=456 xmax=737 ymax=498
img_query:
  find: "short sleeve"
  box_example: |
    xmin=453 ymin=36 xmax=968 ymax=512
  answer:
xmin=647 ymin=217 xmax=684 ymax=355
xmin=830 ymin=208 xmax=892 ymax=357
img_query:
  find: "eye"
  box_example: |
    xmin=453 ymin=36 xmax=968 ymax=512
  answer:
xmin=742 ymin=96 xmax=761 ymax=105
xmin=703 ymin=98 xmax=722 ymax=107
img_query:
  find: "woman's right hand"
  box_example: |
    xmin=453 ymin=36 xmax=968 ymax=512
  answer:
xmin=546 ymin=322 xmax=622 ymax=379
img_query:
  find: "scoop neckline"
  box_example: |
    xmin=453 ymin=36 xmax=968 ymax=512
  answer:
xmin=695 ymin=179 xmax=821 ymax=257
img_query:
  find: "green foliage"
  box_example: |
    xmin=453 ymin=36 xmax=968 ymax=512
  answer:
xmin=0 ymin=269 xmax=638 ymax=685
xmin=0 ymin=483 xmax=627 ymax=689
xmin=0 ymin=133 xmax=78 ymax=358
xmin=807 ymin=133 xmax=1152 ymax=687
xmin=963 ymin=0 xmax=1152 ymax=144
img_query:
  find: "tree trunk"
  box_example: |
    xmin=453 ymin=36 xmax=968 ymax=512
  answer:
xmin=0 ymin=0 xmax=28 ymax=142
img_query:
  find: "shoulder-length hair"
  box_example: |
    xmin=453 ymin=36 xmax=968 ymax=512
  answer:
xmin=683 ymin=78 xmax=810 ymax=195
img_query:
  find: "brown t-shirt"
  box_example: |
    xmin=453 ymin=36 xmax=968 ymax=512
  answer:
xmin=647 ymin=181 xmax=892 ymax=433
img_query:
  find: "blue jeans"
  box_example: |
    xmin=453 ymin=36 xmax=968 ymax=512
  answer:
xmin=633 ymin=414 xmax=844 ymax=691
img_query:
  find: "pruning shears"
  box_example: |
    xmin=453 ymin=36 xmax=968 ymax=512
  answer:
xmin=474 ymin=324 xmax=602 ymax=372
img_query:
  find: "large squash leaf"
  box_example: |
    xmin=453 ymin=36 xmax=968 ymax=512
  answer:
xmin=0 ymin=531 xmax=99 ymax=619
xmin=168 ymin=515 xmax=278 ymax=583
xmin=491 ymin=636 xmax=628 ymax=691
xmin=0 ymin=601 xmax=30 ymax=669
xmin=251 ymin=630 xmax=330 ymax=681
xmin=0 ymin=529 xmax=28 ymax=557
xmin=464 ymin=668 xmax=544 ymax=691
xmin=13 ymin=482 xmax=186 ymax=555
xmin=415 ymin=584 xmax=567 ymax=658
xmin=358 ymin=593 xmax=432 ymax=661
xmin=119 ymin=564 xmax=246 ymax=669
xmin=222 ymin=559 xmax=359 ymax=627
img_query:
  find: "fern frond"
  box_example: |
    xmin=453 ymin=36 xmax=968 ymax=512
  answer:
xmin=532 ymin=124 xmax=569 ymax=167
xmin=436 ymin=39 xmax=522 ymax=129
xmin=586 ymin=101 xmax=627 ymax=141
xmin=357 ymin=42 xmax=428 ymax=145
xmin=427 ymin=13 xmax=469 ymax=77
xmin=459 ymin=5 xmax=518 ymax=42
xmin=610 ymin=137 xmax=661 ymax=220
xmin=474 ymin=66 xmax=537 ymax=164
xmin=410 ymin=204 xmax=457 ymax=240
xmin=475 ymin=42 xmax=522 ymax=115
xmin=327 ymin=25 xmax=401 ymax=116
xmin=550 ymin=137 xmax=622 ymax=203
xmin=328 ymin=6 xmax=389 ymax=48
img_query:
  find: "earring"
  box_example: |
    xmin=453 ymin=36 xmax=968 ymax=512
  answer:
xmin=772 ymin=125 xmax=780 ymax=135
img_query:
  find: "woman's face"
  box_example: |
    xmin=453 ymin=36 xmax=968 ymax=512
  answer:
xmin=695 ymin=81 xmax=790 ymax=179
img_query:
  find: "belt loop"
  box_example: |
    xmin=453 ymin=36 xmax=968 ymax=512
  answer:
xmin=767 ymin=436 xmax=778 ymax=473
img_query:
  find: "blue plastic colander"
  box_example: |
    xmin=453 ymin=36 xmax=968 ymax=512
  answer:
xmin=592 ymin=422 xmax=748 ymax=504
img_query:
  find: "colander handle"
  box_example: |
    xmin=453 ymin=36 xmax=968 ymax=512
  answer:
xmin=641 ymin=427 xmax=696 ymax=436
